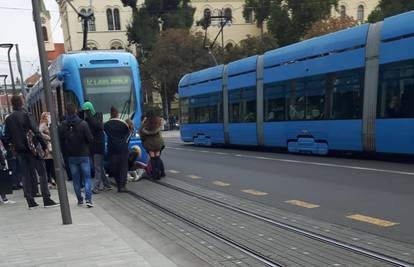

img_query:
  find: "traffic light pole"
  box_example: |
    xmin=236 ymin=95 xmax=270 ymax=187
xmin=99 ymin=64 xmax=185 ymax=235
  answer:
xmin=31 ymin=0 xmax=72 ymax=225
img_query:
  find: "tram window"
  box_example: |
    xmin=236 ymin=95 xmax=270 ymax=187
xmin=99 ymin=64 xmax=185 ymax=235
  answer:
xmin=63 ymin=91 xmax=80 ymax=113
xmin=188 ymin=92 xmax=221 ymax=124
xmin=180 ymin=98 xmax=189 ymax=124
xmin=378 ymin=61 xmax=414 ymax=118
xmin=331 ymin=70 xmax=363 ymax=119
xmin=306 ymin=78 xmax=325 ymax=120
xmin=264 ymin=83 xmax=287 ymax=122
xmin=288 ymin=81 xmax=305 ymax=120
xmin=229 ymin=87 xmax=256 ymax=123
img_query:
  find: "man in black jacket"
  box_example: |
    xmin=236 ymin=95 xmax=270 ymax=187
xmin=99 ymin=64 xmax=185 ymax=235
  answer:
xmin=82 ymin=101 xmax=111 ymax=193
xmin=104 ymin=106 xmax=132 ymax=193
xmin=4 ymin=96 xmax=59 ymax=209
xmin=59 ymin=103 xmax=94 ymax=207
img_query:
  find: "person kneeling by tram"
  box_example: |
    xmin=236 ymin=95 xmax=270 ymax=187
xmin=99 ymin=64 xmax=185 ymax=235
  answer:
xmin=127 ymin=145 xmax=147 ymax=182
xmin=139 ymin=113 xmax=165 ymax=180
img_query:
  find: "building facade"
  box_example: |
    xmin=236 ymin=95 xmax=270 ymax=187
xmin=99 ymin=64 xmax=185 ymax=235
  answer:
xmin=56 ymin=0 xmax=138 ymax=51
xmin=336 ymin=0 xmax=379 ymax=22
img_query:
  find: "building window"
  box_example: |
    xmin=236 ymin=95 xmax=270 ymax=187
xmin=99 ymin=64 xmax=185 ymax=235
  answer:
xmin=42 ymin=26 xmax=48 ymax=41
xmin=245 ymin=9 xmax=253 ymax=24
xmin=114 ymin=8 xmax=121 ymax=30
xmin=357 ymin=5 xmax=364 ymax=21
xmin=110 ymin=41 xmax=123 ymax=50
xmin=87 ymin=42 xmax=98 ymax=50
xmin=340 ymin=5 xmax=346 ymax=17
xmin=106 ymin=9 xmax=114 ymax=31
xmin=81 ymin=8 xmax=96 ymax=31
xmin=224 ymin=8 xmax=232 ymax=21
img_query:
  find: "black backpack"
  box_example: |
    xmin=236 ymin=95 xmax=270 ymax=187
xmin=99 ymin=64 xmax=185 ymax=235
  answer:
xmin=63 ymin=120 xmax=84 ymax=147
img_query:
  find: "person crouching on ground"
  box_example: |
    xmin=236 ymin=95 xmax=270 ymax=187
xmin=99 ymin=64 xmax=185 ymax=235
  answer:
xmin=139 ymin=112 xmax=165 ymax=180
xmin=128 ymin=145 xmax=147 ymax=182
xmin=59 ymin=103 xmax=94 ymax=208
xmin=104 ymin=106 xmax=133 ymax=193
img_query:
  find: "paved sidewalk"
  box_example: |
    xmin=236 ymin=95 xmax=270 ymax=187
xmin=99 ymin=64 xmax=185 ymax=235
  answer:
xmin=0 ymin=188 xmax=177 ymax=267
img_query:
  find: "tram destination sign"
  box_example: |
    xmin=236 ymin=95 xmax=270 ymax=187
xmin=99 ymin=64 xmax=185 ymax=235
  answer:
xmin=85 ymin=75 xmax=130 ymax=88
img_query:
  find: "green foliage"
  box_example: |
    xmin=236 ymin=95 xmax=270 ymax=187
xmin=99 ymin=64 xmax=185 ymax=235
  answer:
xmin=368 ymin=0 xmax=414 ymax=23
xmin=124 ymin=0 xmax=195 ymax=51
xmin=243 ymin=0 xmax=271 ymax=37
xmin=225 ymin=34 xmax=278 ymax=63
xmin=267 ymin=0 xmax=338 ymax=47
xmin=144 ymin=29 xmax=213 ymax=113
xmin=120 ymin=0 xmax=138 ymax=14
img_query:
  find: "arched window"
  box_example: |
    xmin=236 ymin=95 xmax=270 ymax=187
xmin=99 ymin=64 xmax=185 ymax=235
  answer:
xmin=245 ymin=9 xmax=253 ymax=24
xmin=110 ymin=41 xmax=123 ymax=50
xmin=340 ymin=5 xmax=346 ymax=17
xmin=357 ymin=5 xmax=364 ymax=21
xmin=88 ymin=8 xmax=96 ymax=31
xmin=114 ymin=8 xmax=121 ymax=30
xmin=203 ymin=8 xmax=211 ymax=18
xmin=106 ymin=9 xmax=114 ymax=31
xmin=42 ymin=26 xmax=48 ymax=41
xmin=87 ymin=41 xmax=98 ymax=50
xmin=224 ymin=8 xmax=232 ymax=21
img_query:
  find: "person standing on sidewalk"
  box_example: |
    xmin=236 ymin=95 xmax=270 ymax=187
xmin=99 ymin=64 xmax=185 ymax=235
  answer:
xmin=59 ymin=103 xmax=94 ymax=207
xmin=82 ymin=101 xmax=111 ymax=193
xmin=39 ymin=112 xmax=56 ymax=189
xmin=0 ymin=136 xmax=14 ymax=204
xmin=104 ymin=106 xmax=132 ymax=193
xmin=4 ymin=96 xmax=59 ymax=209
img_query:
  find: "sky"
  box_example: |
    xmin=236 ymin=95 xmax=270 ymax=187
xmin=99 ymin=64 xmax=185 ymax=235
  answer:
xmin=0 ymin=0 xmax=63 ymax=83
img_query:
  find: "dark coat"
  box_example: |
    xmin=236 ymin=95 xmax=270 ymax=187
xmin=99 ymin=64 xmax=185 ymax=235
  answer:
xmin=104 ymin=118 xmax=131 ymax=155
xmin=85 ymin=112 xmax=105 ymax=155
xmin=58 ymin=116 xmax=93 ymax=157
xmin=0 ymin=138 xmax=12 ymax=195
xmin=139 ymin=127 xmax=164 ymax=152
xmin=4 ymin=109 xmax=47 ymax=153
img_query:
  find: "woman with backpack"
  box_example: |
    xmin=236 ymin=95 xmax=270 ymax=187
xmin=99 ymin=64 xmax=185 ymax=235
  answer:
xmin=39 ymin=112 xmax=56 ymax=189
xmin=139 ymin=113 xmax=165 ymax=180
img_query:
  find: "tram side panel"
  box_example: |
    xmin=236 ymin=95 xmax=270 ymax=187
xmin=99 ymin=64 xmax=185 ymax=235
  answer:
xmin=376 ymin=11 xmax=414 ymax=154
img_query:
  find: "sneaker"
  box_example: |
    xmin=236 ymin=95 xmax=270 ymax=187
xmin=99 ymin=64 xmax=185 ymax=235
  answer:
xmin=92 ymin=189 xmax=100 ymax=194
xmin=103 ymin=186 xmax=112 ymax=191
xmin=43 ymin=198 xmax=60 ymax=208
xmin=3 ymin=199 xmax=16 ymax=204
xmin=28 ymin=199 xmax=39 ymax=210
xmin=78 ymin=200 xmax=84 ymax=206
xmin=86 ymin=201 xmax=94 ymax=208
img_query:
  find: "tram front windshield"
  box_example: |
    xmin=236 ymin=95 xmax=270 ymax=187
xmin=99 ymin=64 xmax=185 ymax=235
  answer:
xmin=81 ymin=68 xmax=135 ymax=122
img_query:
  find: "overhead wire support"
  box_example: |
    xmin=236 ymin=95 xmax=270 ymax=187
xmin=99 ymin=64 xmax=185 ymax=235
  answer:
xmin=64 ymin=0 xmax=94 ymax=51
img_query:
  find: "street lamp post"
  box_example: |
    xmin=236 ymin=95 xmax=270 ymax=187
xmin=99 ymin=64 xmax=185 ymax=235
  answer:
xmin=0 ymin=44 xmax=16 ymax=95
xmin=31 ymin=0 xmax=72 ymax=225
xmin=15 ymin=44 xmax=27 ymax=99
xmin=0 ymin=75 xmax=11 ymax=113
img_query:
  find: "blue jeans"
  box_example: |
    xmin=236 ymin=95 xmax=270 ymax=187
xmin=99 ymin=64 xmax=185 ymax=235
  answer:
xmin=68 ymin=157 xmax=92 ymax=202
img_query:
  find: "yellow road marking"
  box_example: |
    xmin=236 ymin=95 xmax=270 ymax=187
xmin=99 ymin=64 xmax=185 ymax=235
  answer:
xmin=241 ymin=189 xmax=268 ymax=196
xmin=346 ymin=214 xmax=399 ymax=227
xmin=213 ymin=181 xmax=230 ymax=187
xmin=187 ymin=175 xmax=202 ymax=180
xmin=167 ymin=170 xmax=180 ymax=174
xmin=285 ymin=200 xmax=320 ymax=209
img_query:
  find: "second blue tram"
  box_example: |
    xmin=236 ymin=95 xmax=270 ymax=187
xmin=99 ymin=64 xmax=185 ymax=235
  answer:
xmin=179 ymin=11 xmax=414 ymax=155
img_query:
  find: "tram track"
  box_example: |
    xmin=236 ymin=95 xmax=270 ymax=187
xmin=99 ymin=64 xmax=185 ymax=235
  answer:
xmin=148 ymin=179 xmax=414 ymax=267
xmin=124 ymin=187 xmax=282 ymax=267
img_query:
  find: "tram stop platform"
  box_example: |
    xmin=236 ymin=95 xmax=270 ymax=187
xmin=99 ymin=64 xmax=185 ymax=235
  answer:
xmin=0 ymin=187 xmax=183 ymax=267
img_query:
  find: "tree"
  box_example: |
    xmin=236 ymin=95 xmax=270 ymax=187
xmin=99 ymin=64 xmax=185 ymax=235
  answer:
xmin=225 ymin=33 xmax=278 ymax=63
xmin=243 ymin=0 xmax=271 ymax=39
xmin=267 ymin=0 xmax=339 ymax=47
xmin=303 ymin=15 xmax=359 ymax=40
xmin=120 ymin=0 xmax=138 ymax=15
xmin=124 ymin=0 xmax=195 ymax=52
xmin=144 ymin=29 xmax=213 ymax=117
xmin=368 ymin=0 xmax=414 ymax=23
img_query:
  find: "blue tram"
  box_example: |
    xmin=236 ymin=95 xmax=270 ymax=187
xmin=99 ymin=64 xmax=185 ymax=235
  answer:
xmin=26 ymin=51 xmax=144 ymax=158
xmin=179 ymin=11 xmax=414 ymax=155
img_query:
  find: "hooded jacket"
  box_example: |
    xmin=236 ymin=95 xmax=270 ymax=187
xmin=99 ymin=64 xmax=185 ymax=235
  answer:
xmin=104 ymin=118 xmax=131 ymax=155
xmin=139 ymin=126 xmax=164 ymax=152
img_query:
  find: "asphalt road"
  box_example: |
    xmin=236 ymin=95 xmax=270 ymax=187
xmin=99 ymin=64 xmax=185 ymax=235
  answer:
xmin=161 ymin=131 xmax=414 ymax=245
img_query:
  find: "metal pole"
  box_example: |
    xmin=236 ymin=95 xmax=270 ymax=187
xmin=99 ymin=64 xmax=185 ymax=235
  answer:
xmin=15 ymin=44 xmax=27 ymax=99
xmin=2 ymin=76 xmax=11 ymax=113
xmin=82 ymin=17 xmax=88 ymax=50
xmin=31 ymin=0 xmax=72 ymax=225
xmin=6 ymin=46 xmax=16 ymax=95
